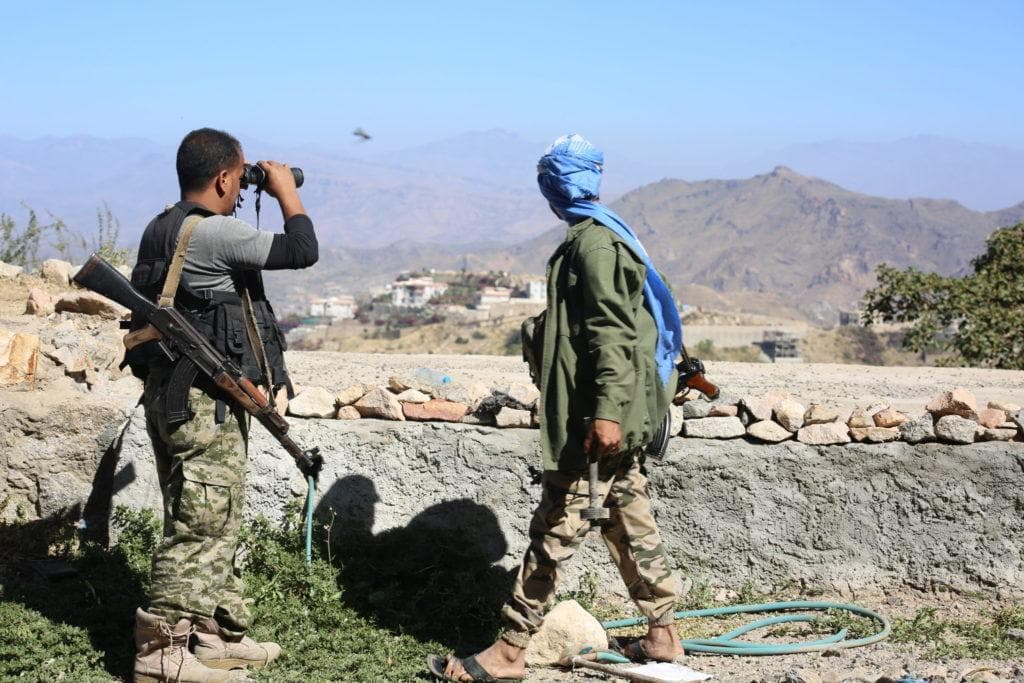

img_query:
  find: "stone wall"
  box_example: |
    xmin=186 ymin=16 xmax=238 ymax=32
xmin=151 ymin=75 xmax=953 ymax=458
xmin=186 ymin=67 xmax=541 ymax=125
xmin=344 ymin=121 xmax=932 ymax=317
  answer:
xmin=97 ymin=408 xmax=1024 ymax=602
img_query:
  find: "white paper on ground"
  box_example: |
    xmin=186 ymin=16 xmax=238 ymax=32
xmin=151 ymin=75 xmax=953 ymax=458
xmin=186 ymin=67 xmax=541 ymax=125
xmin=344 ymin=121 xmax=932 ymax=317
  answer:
xmin=622 ymin=661 xmax=713 ymax=682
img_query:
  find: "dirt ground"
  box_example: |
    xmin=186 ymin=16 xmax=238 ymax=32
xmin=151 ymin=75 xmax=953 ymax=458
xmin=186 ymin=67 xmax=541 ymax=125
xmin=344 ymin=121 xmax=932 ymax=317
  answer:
xmin=285 ymin=351 xmax=1024 ymax=418
xmin=516 ymin=593 xmax=1024 ymax=682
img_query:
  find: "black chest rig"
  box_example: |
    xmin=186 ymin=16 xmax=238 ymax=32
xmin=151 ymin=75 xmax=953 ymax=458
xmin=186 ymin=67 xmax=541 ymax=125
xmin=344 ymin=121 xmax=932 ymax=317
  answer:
xmin=125 ymin=201 xmax=292 ymax=420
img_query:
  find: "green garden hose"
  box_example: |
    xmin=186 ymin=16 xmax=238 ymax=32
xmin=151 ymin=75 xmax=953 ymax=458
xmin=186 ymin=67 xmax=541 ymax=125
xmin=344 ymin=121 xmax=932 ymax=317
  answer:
xmin=601 ymin=600 xmax=891 ymax=656
xmin=304 ymin=474 xmax=315 ymax=567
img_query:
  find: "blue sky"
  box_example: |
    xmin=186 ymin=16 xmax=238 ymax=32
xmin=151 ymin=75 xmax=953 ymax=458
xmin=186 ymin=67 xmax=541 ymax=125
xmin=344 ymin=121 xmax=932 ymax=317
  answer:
xmin=2 ymin=1 xmax=1022 ymax=164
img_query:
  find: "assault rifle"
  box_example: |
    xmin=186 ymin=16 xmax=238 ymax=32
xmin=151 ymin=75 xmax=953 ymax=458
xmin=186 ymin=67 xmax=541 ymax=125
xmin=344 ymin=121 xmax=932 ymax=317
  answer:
xmin=646 ymin=345 xmax=720 ymax=459
xmin=73 ymin=254 xmax=323 ymax=478
xmin=678 ymin=346 xmax=719 ymax=400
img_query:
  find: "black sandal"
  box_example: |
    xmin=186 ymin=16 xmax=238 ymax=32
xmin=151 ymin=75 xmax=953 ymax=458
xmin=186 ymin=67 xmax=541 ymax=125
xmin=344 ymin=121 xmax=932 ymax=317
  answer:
xmin=426 ymin=654 xmax=522 ymax=682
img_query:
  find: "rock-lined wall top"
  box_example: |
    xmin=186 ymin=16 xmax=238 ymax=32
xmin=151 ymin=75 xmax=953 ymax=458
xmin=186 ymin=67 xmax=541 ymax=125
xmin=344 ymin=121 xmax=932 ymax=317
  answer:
xmin=281 ymin=375 xmax=1023 ymax=448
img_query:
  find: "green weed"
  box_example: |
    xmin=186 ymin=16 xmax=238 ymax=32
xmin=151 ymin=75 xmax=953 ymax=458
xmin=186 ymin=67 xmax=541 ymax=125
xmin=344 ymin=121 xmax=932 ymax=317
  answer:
xmin=890 ymin=606 xmax=1024 ymax=660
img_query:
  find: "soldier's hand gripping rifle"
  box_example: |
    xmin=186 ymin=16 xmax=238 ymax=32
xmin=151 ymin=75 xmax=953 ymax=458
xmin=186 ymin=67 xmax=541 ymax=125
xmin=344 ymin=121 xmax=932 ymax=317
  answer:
xmin=73 ymin=254 xmax=323 ymax=479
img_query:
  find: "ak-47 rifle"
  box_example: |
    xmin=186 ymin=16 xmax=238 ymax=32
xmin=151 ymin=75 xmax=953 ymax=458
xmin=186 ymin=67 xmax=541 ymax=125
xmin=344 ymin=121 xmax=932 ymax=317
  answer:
xmin=646 ymin=345 xmax=720 ymax=459
xmin=677 ymin=345 xmax=719 ymax=400
xmin=73 ymin=254 xmax=323 ymax=478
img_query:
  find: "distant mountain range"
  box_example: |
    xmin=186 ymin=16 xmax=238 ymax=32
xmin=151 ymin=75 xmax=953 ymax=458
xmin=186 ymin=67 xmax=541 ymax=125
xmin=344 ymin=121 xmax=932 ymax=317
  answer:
xmin=753 ymin=135 xmax=1024 ymax=212
xmin=265 ymin=166 xmax=1024 ymax=323
xmin=3 ymin=131 xmax=1023 ymax=322
xmin=3 ymin=131 xmax=1023 ymax=251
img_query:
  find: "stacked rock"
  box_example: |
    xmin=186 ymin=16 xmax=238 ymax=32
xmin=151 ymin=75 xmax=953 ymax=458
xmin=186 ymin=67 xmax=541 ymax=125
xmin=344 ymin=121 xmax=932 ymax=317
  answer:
xmin=286 ymin=373 xmax=542 ymax=428
xmin=675 ymin=387 xmax=1022 ymax=446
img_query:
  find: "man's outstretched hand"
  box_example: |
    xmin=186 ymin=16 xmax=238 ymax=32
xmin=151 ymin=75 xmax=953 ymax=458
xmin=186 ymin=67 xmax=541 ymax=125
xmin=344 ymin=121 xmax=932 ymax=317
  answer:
xmin=584 ymin=418 xmax=622 ymax=457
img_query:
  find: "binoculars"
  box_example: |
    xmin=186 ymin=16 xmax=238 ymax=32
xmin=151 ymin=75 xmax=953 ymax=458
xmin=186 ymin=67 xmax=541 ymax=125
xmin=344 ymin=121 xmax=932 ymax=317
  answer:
xmin=240 ymin=163 xmax=304 ymax=190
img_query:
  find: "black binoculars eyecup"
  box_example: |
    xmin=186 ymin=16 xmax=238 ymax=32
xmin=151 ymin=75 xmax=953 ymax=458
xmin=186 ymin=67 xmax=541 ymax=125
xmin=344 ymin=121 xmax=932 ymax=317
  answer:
xmin=240 ymin=164 xmax=304 ymax=190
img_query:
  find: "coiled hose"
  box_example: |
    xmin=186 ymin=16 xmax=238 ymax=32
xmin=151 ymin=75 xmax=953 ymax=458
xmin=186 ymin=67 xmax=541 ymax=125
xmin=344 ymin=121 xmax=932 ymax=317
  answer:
xmin=602 ymin=600 xmax=891 ymax=656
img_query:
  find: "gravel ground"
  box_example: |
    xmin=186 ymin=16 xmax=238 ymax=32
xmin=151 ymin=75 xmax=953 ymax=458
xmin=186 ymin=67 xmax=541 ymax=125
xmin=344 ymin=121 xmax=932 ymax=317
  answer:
xmin=286 ymin=352 xmax=1024 ymax=682
xmin=285 ymin=352 xmax=1024 ymax=416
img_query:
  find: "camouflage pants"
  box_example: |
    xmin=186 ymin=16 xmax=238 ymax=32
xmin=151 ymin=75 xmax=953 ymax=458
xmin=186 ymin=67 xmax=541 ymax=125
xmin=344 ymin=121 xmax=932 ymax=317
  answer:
xmin=143 ymin=366 xmax=251 ymax=637
xmin=500 ymin=450 xmax=679 ymax=647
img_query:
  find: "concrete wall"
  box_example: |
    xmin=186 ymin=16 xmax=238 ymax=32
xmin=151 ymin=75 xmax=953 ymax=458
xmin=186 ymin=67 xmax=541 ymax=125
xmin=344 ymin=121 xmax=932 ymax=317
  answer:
xmin=100 ymin=408 xmax=1024 ymax=602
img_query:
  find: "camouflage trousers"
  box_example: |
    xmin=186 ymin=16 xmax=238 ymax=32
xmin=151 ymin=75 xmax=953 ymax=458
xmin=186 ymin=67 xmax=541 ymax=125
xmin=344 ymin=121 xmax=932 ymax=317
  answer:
xmin=143 ymin=366 xmax=251 ymax=638
xmin=500 ymin=450 xmax=679 ymax=647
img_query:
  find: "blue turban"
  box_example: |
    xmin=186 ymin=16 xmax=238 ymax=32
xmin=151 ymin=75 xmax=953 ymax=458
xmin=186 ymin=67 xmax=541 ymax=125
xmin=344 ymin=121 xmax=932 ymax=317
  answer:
xmin=538 ymin=134 xmax=683 ymax=386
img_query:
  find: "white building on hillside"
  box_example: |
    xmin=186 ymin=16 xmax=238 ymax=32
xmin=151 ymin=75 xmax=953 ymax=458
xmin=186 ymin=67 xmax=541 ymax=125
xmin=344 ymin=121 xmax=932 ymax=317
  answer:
xmin=389 ymin=277 xmax=448 ymax=308
xmin=308 ymin=295 xmax=357 ymax=320
xmin=476 ymin=286 xmax=512 ymax=306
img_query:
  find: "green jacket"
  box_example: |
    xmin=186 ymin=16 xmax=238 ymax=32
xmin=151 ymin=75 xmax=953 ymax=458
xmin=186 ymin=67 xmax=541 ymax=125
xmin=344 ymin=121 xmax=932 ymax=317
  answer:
xmin=538 ymin=218 xmax=678 ymax=471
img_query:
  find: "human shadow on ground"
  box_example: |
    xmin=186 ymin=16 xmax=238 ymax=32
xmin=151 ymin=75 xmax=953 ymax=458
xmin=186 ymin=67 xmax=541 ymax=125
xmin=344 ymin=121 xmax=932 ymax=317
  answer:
xmin=316 ymin=475 xmax=517 ymax=652
xmin=0 ymin=505 xmax=146 ymax=680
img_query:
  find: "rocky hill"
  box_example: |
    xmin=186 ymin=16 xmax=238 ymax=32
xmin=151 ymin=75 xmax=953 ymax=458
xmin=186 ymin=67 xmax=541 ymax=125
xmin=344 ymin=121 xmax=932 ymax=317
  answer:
xmin=267 ymin=167 xmax=1024 ymax=321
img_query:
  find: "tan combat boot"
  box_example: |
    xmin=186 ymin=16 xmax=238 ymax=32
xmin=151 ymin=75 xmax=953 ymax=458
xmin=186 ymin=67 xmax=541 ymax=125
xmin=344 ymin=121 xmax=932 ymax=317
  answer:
xmin=133 ymin=608 xmax=240 ymax=683
xmin=192 ymin=617 xmax=282 ymax=671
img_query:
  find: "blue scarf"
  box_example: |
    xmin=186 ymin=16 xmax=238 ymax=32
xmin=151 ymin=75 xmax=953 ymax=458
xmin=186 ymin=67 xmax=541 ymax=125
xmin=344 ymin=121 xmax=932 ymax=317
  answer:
xmin=538 ymin=134 xmax=683 ymax=386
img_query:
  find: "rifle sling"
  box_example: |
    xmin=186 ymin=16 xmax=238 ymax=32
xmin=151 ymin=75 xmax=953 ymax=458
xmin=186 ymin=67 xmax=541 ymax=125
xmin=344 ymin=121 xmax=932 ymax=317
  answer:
xmin=151 ymin=214 xmax=228 ymax=423
xmin=158 ymin=215 xmax=203 ymax=308
xmin=124 ymin=215 xmax=204 ymax=353
xmin=237 ymin=278 xmax=274 ymax=393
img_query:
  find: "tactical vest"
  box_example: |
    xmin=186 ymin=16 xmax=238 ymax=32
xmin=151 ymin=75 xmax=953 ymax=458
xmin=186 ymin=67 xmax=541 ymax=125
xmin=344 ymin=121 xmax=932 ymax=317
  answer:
xmin=125 ymin=200 xmax=292 ymax=400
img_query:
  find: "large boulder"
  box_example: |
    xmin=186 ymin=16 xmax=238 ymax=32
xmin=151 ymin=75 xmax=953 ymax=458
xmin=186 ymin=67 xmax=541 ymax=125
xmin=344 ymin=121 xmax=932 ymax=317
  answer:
xmin=354 ymin=387 xmax=406 ymax=420
xmin=25 ymin=288 xmax=57 ymax=316
xmin=850 ymin=426 xmax=901 ymax=443
xmin=524 ymin=600 xmax=608 ymax=667
xmin=287 ymin=386 xmax=338 ymax=418
xmin=773 ymin=399 xmax=805 ymax=432
xmin=747 ymin=420 xmax=793 ymax=443
xmin=803 ymin=403 xmax=839 ymax=426
xmin=395 ymin=388 xmax=431 ymax=404
xmin=55 ymin=291 xmax=126 ymax=319
xmin=899 ymin=414 xmax=936 ymax=444
xmin=0 ymin=261 xmax=23 ymax=279
xmin=797 ymin=422 xmax=851 ymax=445
xmin=873 ymin=408 xmax=908 ymax=428
xmin=975 ymin=426 xmax=1017 ymax=442
xmin=494 ymin=407 xmax=532 ymax=428
xmin=708 ymin=403 xmax=738 ymax=417
xmin=978 ymin=408 xmax=1008 ymax=429
xmin=740 ymin=392 xmax=788 ymax=422
xmin=682 ymin=399 xmax=713 ymax=419
xmin=40 ymin=258 xmax=73 ymax=285
xmin=336 ymin=384 xmax=368 ymax=406
xmin=847 ymin=407 xmax=874 ymax=429
xmin=403 ymin=399 xmax=468 ymax=423
xmin=927 ymin=387 xmax=978 ymax=420
xmin=935 ymin=415 xmax=977 ymax=444
xmin=336 ymin=406 xmax=361 ymax=420
xmin=683 ymin=416 xmax=745 ymax=439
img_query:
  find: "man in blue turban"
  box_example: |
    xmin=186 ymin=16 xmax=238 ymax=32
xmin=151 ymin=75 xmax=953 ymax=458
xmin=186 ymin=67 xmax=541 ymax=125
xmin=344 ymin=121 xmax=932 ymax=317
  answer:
xmin=429 ymin=135 xmax=686 ymax=681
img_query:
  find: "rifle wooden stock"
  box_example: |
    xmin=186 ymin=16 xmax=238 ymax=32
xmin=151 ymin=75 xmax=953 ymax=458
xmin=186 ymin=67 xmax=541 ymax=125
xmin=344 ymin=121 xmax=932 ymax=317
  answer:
xmin=685 ymin=373 xmax=719 ymax=400
xmin=214 ymin=373 xmax=303 ymax=457
xmin=123 ymin=323 xmax=162 ymax=350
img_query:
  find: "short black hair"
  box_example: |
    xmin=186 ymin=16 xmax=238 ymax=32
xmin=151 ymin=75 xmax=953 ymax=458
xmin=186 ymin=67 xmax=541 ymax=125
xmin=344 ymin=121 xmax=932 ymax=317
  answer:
xmin=176 ymin=128 xmax=242 ymax=193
